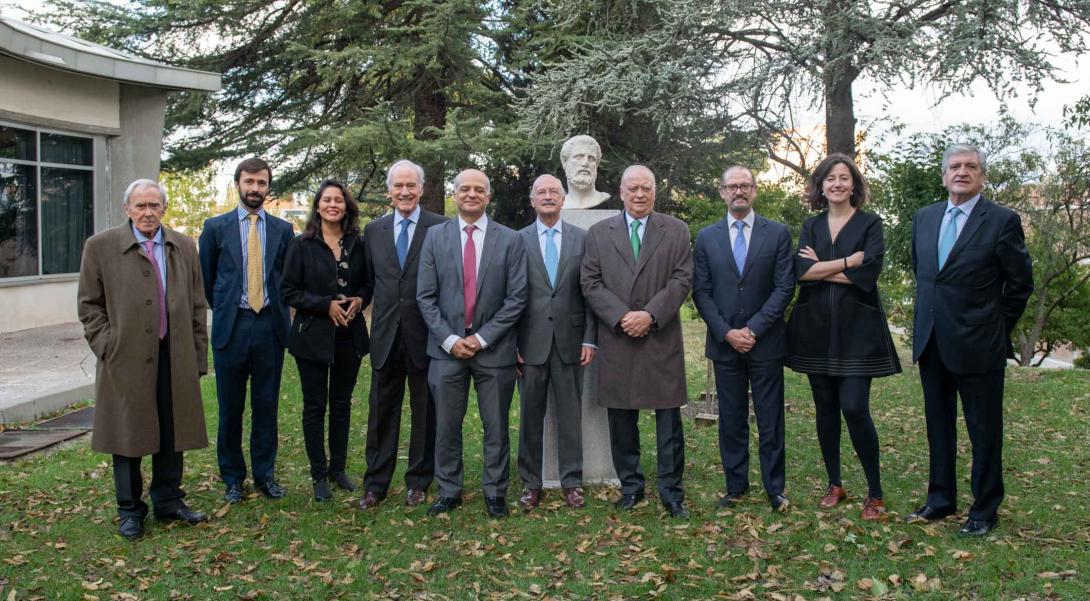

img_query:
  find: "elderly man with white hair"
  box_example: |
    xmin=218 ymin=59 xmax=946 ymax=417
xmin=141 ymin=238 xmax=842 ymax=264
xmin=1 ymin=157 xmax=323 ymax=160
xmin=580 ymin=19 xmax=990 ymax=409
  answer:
xmin=77 ymin=179 xmax=210 ymax=540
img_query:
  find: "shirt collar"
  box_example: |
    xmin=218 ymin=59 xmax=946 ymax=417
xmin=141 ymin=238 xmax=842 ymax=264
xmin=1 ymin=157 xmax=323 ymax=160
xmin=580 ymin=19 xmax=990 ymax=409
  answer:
xmin=458 ymin=214 xmax=488 ymax=232
xmin=728 ymin=210 xmax=756 ymax=230
xmin=131 ymin=221 xmax=163 ymax=245
xmin=237 ymin=205 xmax=267 ymax=222
xmin=394 ymin=204 xmax=421 ymax=226
xmin=536 ymin=218 xmax=563 ymax=236
xmin=624 ymin=212 xmax=648 ymax=228
xmin=946 ymin=195 xmax=980 ymax=216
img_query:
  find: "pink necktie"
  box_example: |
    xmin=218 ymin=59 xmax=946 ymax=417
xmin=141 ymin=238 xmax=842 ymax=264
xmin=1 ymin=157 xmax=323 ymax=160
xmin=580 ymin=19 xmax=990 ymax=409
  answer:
xmin=463 ymin=224 xmax=477 ymax=330
xmin=143 ymin=240 xmax=167 ymax=339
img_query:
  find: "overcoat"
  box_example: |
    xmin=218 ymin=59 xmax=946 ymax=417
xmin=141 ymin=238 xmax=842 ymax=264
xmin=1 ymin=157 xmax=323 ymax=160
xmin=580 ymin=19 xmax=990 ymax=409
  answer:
xmin=580 ymin=211 xmax=693 ymax=409
xmin=77 ymin=221 xmax=209 ymax=457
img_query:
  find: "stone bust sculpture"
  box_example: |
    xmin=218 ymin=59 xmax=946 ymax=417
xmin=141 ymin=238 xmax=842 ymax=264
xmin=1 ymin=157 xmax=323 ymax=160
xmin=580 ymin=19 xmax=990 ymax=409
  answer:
xmin=560 ymin=134 xmax=610 ymax=210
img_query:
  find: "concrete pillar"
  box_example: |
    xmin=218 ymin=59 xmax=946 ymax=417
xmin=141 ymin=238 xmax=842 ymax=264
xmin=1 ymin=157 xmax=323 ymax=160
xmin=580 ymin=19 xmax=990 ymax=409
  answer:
xmin=105 ymin=84 xmax=167 ymax=227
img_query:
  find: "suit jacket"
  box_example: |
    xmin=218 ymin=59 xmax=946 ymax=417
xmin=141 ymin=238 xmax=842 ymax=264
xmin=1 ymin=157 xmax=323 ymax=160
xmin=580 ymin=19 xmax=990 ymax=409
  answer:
xmin=281 ymin=233 xmax=370 ymax=364
xmin=363 ymin=209 xmax=448 ymax=371
xmin=516 ymin=221 xmax=597 ymax=366
xmin=199 ymin=209 xmax=294 ymax=350
xmin=416 ymin=216 xmax=528 ymax=368
xmin=692 ymin=214 xmax=794 ymax=363
xmin=581 ymin=211 xmax=693 ymax=409
xmin=911 ymin=198 xmax=1034 ymax=373
xmin=77 ymin=221 xmax=209 ymax=457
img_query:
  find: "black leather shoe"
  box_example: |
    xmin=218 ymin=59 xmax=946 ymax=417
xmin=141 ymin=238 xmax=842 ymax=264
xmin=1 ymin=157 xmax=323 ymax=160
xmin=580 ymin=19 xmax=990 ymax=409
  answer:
xmin=958 ymin=517 xmax=998 ymax=536
xmin=313 ymin=480 xmax=333 ymax=502
xmin=614 ymin=492 xmax=645 ymax=511
xmin=256 ymin=480 xmax=286 ymax=499
xmin=331 ymin=472 xmax=356 ymax=492
xmin=224 ymin=483 xmax=245 ymax=504
xmin=118 ymin=516 xmax=144 ymax=540
xmin=717 ymin=492 xmax=744 ymax=509
xmin=663 ymin=500 xmax=689 ymax=518
xmin=156 ymin=504 xmax=208 ymax=525
xmin=906 ymin=504 xmax=956 ymax=523
xmin=426 ymin=496 xmax=463 ymax=516
xmin=484 ymin=497 xmax=508 ymax=518
xmin=770 ymin=494 xmax=791 ymax=512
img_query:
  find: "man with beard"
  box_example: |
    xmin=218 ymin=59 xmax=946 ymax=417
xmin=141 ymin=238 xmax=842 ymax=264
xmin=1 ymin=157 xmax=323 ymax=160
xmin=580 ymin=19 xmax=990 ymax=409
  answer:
xmin=199 ymin=158 xmax=295 ymax=503
xmin=561 ymin=135 xmax=611 ymax=210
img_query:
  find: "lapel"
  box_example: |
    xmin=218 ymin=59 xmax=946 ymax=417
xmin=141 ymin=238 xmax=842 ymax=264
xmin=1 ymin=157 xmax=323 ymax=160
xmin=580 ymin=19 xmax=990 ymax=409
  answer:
xmin=445 ymin=220 xmax=464 ymax=292
xmin=403 ymin=213 xmax=431 ymax=273
xmin=713 ymin=217 xmax=740 ymax=278
xmin=608 ymin=212 xmax=637 ymax=272
xmin=523 ymin=226 xmax=552 ymax=290
xmin=380 ymin=215 xmax=400 ymax=272
xmin=941 ymin=199 xmax=989 ymax=272
xmin=263 ymin=216 xmax=282 ymax=280
xmin=475 ymin=219 xmax=499 ymax=296
xmin=634 ymin=213 xmax=666 ymax=276
xmin=225 ymin=211 xmax=245 ymax=275
xmin=741 ymin=217 xmax=768 ymax=280
xmin=555 ymin=221 xmax=575 ymax=289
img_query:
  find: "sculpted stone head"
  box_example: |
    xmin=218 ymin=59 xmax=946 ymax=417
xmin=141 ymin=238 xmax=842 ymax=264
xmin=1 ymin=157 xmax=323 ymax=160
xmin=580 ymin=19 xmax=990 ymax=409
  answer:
xmin=560 ymin=134 xmax=610 ymax=210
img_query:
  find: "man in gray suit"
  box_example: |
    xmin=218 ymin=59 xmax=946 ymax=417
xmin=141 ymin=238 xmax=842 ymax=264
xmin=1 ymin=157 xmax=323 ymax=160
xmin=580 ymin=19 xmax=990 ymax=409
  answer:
xmin=417 ymin=168 xmax=528 ymax=518
xmin=516 ymin=174 xmax=597 ymax=511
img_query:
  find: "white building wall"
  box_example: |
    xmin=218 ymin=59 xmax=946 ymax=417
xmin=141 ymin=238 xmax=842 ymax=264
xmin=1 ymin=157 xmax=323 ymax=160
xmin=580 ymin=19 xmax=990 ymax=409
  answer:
xmin=0 ymin=55 xmax=119 ymax=129
xmin=0 ymin=279 xmax=78 ymax=333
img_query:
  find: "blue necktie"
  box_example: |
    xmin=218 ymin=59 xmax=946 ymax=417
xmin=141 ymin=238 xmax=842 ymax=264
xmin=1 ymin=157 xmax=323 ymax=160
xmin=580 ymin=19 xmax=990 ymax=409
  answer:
xmin=544 ymin=228 xmax=559 ymax=287
xmin=733 ymin=221 xmax=747 ymax=274
xmin=396 ymin=218 xmax=410 ymax=269
xmin=937 ymin=207 xmax=961 ymax=270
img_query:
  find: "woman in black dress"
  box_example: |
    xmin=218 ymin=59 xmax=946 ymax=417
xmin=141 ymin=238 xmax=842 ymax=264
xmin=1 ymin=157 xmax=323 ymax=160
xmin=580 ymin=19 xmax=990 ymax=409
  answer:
xmin=282 ymin=180 xmax=370 ymax=501
xmin=786 ymin=153 xmax=901 ymax=520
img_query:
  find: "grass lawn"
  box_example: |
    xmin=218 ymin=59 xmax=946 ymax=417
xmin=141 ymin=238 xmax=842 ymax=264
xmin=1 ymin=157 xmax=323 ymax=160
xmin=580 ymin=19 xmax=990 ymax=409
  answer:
xmin=1 ymin=317 xmax=1088 ymax=600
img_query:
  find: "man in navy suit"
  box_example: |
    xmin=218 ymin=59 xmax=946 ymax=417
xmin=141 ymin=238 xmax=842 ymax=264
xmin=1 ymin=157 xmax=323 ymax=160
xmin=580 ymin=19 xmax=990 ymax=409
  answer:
xmin=692 ymin=165 xmax=795 ymax=512
xmin=907 ymin=144 xmax=1033 ymax=536
xmin=199 ymin=157 xmax=295 ymax=503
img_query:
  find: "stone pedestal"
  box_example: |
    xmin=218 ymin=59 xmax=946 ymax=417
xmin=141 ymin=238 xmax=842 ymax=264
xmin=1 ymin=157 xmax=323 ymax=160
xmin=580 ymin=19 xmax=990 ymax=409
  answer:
xmin=541 ymin=207 xmax=619 ymax=488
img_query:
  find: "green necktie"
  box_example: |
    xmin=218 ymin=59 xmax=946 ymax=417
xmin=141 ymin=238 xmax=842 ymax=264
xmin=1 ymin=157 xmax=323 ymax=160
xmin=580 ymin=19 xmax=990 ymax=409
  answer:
xmin=629 ymin=219 xmax=642 ymax=260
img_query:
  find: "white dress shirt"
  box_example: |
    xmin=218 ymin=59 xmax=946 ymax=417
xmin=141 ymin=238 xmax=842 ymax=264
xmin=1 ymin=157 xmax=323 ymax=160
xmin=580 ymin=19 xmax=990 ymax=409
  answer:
xmin=940 ymin=194 xmax=980 ymax=243
xmin=624 ymin=212 xmax=649 ymax=243
xmin=536 ymin=218 xmax=563 ymax=258
xmin=727 ymin=210 xmax=756 ymax=250
xmin=392 ymin=204 xmax=422 ymax=248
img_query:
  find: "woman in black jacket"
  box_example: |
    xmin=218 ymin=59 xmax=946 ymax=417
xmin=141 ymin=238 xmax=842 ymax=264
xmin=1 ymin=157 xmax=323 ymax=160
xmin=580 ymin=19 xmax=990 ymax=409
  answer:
xmin=282 ymin=180 xmax=370 ymax=501
xmin=786 ymin=154 xmax=901 ymax=521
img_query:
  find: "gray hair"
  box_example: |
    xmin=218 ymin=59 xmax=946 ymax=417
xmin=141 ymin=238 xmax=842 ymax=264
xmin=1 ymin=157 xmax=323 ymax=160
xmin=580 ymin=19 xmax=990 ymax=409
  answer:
xmin=452 ymin=169 xmax=491 ymax=196
xmin=560 ymin=135 xmax=602 ymax=164
xmin=529 ymin=174 xmax=564 ymax=198
xmin=720 ymin=165 xmax=755 ymax=185
xmin=941 ymin=143 xmax=988 ymax=174
xmin=385 ymin=159 xmax=426 ymax=189
xmin=620 ymin=165 xmax=656 ymax=189
xmin=123 ymin=179 xmax=167 ymax=207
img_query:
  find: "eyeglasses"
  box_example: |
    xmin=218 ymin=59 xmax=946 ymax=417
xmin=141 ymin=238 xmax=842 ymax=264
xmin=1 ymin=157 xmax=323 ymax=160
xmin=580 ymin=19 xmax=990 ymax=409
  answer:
xmin=718 ymin=184 xmax=754 ymax=192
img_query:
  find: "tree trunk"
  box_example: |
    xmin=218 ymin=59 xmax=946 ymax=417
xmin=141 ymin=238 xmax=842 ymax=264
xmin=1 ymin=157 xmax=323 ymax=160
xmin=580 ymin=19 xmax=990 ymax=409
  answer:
xmin=413 ymin=84 xmax=448 ymax=215
xmin=823 ymin=62 xmax=859 ymax=158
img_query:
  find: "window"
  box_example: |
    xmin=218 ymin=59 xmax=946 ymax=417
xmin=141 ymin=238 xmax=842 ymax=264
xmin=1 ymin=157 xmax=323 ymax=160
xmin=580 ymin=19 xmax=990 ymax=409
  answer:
xmin=0 ymin=124 xmax=95 ymax=279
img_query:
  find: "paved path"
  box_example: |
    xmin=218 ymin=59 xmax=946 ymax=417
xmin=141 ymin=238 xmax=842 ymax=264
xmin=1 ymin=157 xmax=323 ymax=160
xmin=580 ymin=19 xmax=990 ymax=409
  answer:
xmin=0 ymin=322 xmax=95 ymax=425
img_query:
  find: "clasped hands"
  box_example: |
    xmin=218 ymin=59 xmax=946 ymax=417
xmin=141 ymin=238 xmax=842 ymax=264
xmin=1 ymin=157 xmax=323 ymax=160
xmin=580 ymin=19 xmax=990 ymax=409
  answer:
xmin=619 ymin=310 xmax=653 ymax=338
xmin=451 ymin=336 xmax=483 ymax=359
xmin=328 ymin=296 xmax=363 ymax=327
xmin=725 ymin=327 xmax=757 ymax=353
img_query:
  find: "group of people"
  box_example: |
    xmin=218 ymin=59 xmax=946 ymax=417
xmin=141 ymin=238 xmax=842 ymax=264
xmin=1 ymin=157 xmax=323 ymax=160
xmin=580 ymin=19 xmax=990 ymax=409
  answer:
xmin=77 ymin=142 xmax=1032 ymax=542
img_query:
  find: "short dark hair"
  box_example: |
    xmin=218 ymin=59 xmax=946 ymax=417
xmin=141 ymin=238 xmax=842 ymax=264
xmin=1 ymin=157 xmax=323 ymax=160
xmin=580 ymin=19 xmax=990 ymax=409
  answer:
xmin=807 ymin=153 xmax=868 ymax=211
xmin=302 ymin=179 xmax=360 ymax=239
xmin=234 ymin=157 xmax=273 ymax=184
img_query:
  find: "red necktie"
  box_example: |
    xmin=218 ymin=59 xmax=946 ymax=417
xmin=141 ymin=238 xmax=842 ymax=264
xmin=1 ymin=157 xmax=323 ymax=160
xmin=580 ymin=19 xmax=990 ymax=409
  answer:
xmin=143 ymin=240 xmax=167 ymax=339
xmin=463 ymin=224 xmax=477 ymax=330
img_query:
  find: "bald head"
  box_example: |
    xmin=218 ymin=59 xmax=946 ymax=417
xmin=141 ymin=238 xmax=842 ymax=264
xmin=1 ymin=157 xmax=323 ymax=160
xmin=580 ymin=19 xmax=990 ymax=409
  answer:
xmin=619 ymin=164 xmax=656 ymax=219
xmin=530 ymin=173 xmax=565 ymax=224
xmin=452 ymin=168 xmax=491 ymax=220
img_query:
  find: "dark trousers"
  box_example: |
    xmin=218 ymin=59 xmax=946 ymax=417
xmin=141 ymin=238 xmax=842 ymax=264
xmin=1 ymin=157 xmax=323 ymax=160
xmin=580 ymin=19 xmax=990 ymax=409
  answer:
xmin=808 ymin=374 xmax=883 ymax=499
xmin=919 ymin=339 xmax=1005 ymax=521
xmin=364 ymin=331 xmax=436 ymax=494
xmin=214 ymin=309 xmax=285 ymax=486
xmin=429 ymin=356 xmax=517 ymax=499
xmin=518 ymin=343 xmax=583 ymax=489
xmin=713 ymin=356 xmax=785 ymax=498
xmin=606 ymin=407 xmax=685 ymax=504
xmin=113 ymin=336 xmax=185 ymax=519
xmin=295 ymin=334 xmax=362 ymax=482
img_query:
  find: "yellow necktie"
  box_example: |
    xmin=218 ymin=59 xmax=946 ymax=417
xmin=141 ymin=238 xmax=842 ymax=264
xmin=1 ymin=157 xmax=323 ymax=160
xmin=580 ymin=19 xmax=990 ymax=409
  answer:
xmin=247 ymin=213 xmax=264 ymax=312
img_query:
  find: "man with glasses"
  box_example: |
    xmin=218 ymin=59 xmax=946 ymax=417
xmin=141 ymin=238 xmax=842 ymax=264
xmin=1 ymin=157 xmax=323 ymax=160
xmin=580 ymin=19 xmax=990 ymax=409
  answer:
xmin=692 ymin=166 xmax=795 ymax=513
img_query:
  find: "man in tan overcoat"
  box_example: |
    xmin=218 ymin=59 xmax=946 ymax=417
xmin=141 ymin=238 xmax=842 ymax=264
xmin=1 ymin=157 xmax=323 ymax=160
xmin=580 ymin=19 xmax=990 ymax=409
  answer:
xmin=78 ymin=179 xmax=210 ymax=540
xmin=581 ymin=165 xmax=694 ymax=518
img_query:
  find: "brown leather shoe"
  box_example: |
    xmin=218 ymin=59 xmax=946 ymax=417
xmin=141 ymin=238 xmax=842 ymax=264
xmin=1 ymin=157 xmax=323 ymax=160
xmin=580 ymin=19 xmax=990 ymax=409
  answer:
xmin=519 ymin=488 xmax=542 ymax=510
xmin=563 ymin=487 xmax=585 ymax=509
xmin=405 ymin=489 xmax=426 ymax=507
xmin=819 ymin=485 xmax=847 ymax=509
xmin=861 ymin=497 xmax=888 ymax=521
xmin=357 ymin=490 xmax=383 ymax=510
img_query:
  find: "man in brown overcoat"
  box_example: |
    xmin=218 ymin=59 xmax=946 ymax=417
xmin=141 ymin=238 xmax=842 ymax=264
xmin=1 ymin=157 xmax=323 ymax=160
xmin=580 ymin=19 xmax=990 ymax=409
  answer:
xmin=78 ymin=179 xmax=210 ymax=540
xmin=581 ymin=165 xmax=694 ymax=518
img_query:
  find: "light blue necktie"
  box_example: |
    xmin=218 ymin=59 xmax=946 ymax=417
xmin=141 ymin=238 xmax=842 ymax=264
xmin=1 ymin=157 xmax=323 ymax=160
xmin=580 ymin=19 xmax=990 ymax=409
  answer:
xmin=733 ymin=221 xmax=747 ymax=274
xmin=544 ymin=228 xmax=559 ymax=287
xmin=937 ymin=207 xmax=961 ymax=270
xmin=396 ymin=218 xmax=410 ymax=269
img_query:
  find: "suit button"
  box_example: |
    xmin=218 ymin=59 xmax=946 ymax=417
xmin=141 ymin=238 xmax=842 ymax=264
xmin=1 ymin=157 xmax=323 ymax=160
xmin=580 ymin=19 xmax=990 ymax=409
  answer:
xmin=146 ymin=357 xmax=153 ymax=364
xmin=548 ymin=316 xmax=553 ymax=321
xmin=145 ymin=299 xmax=153 ymax=305
xmin=738 ymin=286 xmax=744 ymax=291
xmin=146 ymin=328 xmax=152 ymax=334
